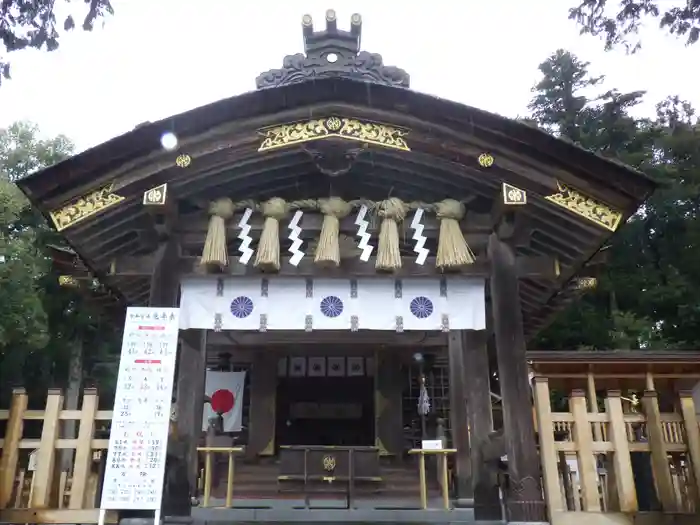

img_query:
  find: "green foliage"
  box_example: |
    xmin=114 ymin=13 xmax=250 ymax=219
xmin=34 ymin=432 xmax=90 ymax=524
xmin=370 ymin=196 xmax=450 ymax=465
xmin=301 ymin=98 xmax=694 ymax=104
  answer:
xmin=569 ymin=0 xmax=700 ymax=52
xmin=0 ymin=0 xmax=113 ymax=85
xmin=529 ymin=49 xmax=700 ymax=350
xmin=0 ymin=121 xmax=121 ymax=404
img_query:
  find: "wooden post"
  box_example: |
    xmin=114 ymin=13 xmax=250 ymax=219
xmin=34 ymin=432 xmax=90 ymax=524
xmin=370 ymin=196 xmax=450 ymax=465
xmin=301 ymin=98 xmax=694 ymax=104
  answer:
xmin=569 ymin=389 xmax=601 ymax=511
xmin=642 ymin=390 xmax=676 ymax=511
xmin=586 ymin=370 xmax=603 ymax=442
xmin=0 ymin=388 xmax=28 ymax=509
xmin=532 ymin=377 xmax=564 ymax=517
xmin=69 ymin=388 xmax=98 ymax=509
xmin=463 ymin=330 xmax=501 ymax=519
xmin=175 ymin=330 xmax=207 ymax=508
xmin=605 ymin=390 xmax=638 ymax=512
xmin=487 ymin=233 xmax=545 ymax=522
xmin=678 ymin=391 xmax=700 ymax=503
xmin=31 ymin=389 xmax=64 ymax=508
xmin=247 ymin=352 xmax=277 ymax=457
xmin=447 ymin=330 xmax=471 ymax=500
xmin=374 ymin=351 xmax=403 ymax=457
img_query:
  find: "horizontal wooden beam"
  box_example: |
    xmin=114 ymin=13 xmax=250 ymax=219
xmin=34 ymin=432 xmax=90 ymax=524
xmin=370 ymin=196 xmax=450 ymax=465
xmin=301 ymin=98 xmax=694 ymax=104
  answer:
xmin=109 ymin=254 xmax=559 ymax=279
xmin=0 ymin=509 xmax=118 ymax=524
xmin=177 ymin=210 xmax=495 ymax=238
xmin=203 ymin=330 xmax=449 ymax=347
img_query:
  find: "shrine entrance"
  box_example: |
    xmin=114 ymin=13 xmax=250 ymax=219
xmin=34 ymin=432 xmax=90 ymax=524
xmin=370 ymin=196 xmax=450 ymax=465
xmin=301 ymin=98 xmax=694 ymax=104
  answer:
xmin=275 ymin=374 xmax=375 ymax=447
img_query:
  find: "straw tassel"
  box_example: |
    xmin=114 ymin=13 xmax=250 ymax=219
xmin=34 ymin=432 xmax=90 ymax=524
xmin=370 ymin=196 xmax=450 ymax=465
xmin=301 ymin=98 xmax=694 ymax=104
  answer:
xmin=435 ymin=199 xmax=475 ymax=270
xmin=376 ymin=198 xmax=407 ymax=272
xmin=254 ymin=198 xmax=288 ymax=272
xmin=199 ymin=198 xmax=235 ymax=271
xmin=314 ymin=198 xmax=353 ymax=268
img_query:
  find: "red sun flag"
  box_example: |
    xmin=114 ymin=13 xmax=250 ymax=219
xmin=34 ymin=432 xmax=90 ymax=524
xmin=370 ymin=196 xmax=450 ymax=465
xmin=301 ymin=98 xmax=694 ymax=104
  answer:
xmin=210 ymin=389 xmax=235 ymax=414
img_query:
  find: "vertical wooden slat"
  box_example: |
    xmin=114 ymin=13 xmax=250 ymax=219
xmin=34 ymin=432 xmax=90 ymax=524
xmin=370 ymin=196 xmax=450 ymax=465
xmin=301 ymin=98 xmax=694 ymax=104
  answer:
xmin=31 ymin=388 xmax=64 ymax=508
xmin=678 ymin=391 xmax=700 ymax=503
xmin=418 ymin=452 xmax=427 ymax=510
xmin=586 ymin=371 xmax=602 ymax=441
xmin=570 ymin=389 xmax=601 ymax=511
xmin=0 ymin=388 xmax=28 ymax=509
xmin=69 ymin=388 xmax=98 ymax=509
xmin=533 ymin=377 xmax=564 ymax=515
xmin=605 ymin=391 xmax=638 ymax=512
xmin=225 ymin=451 xmax=235 ymax=508
xmin=642 ymin=390 xmax=677 ymax=511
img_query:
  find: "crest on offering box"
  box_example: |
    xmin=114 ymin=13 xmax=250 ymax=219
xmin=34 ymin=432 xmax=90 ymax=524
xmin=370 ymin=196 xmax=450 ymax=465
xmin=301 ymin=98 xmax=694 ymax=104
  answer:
xmin=323 ymin=455 xmax=336 ymax=472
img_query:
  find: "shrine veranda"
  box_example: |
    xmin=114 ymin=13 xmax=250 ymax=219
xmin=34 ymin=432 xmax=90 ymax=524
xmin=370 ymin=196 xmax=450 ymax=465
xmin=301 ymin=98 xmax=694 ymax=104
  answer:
xmin=14 ymin=10 xmax=662 ymax=525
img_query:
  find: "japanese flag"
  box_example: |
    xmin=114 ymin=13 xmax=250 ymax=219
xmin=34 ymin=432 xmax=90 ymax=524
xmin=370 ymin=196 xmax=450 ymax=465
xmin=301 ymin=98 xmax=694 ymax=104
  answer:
xmin=202 ymin=371 xmax=246 ymax=432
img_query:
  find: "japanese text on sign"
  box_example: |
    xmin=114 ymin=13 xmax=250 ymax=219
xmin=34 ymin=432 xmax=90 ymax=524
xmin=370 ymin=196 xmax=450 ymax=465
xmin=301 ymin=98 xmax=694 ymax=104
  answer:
xmin=100 ymin=307 xmax=180 ymax=511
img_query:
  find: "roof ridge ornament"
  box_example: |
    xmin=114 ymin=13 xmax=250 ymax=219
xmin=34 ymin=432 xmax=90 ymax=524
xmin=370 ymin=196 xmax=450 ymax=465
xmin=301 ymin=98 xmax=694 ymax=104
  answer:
xmin=255 ymin=10 xmax=410 ymax=89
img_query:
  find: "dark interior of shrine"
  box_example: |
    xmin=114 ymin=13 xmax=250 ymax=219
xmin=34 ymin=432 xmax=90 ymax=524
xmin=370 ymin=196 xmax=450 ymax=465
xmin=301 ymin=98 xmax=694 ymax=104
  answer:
xmin=275 ymin=376 xmax=375 ymax=447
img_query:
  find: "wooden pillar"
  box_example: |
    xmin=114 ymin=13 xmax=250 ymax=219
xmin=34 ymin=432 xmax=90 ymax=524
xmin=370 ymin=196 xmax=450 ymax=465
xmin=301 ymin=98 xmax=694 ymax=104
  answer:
xmin=145 ymin=236 xmax=196 ymax=516
xmin=642 ymin=390 xmax=677 ymax=511
xmin=375 ymin=351 xmax=403 ymax=457
xmin=173 ymin=331 xmax=207 ymax=504
xmin=487 ymin=233 xmax=546 ymax=522
xmin=678 ymin=391 xmax=700 ymax=503
xmin=447 ymin=330 xmax=471 ymax=500
xmin=463 ymin=330 xmax=502 ymax=519
xmin=247 ymin=352 xmax=277 ymax=458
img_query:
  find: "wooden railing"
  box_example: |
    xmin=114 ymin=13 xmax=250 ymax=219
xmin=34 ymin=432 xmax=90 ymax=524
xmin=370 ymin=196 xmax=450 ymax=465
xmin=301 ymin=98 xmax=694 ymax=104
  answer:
xmin=407 ymin=448 xmax=456 ymax=510
xmin=196 ymin=446 xmax=244 ymax=508
xmin=533 ymin=377 xmax=700 ymax=521
xmin=3 ymin=384 xmax=700 ymax=523
xmin=0 ymin=388 xmax=118 ymax=524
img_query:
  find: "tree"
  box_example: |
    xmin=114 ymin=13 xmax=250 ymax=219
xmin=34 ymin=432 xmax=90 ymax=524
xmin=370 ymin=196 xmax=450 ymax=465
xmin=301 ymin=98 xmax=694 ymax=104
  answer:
xmin=569 ymin=0 xmax=700 ymax=52
xmin=528 ymin=50 xmax=663 ymax=349
xmin=1 ymin=0 xmax=113 ymax=85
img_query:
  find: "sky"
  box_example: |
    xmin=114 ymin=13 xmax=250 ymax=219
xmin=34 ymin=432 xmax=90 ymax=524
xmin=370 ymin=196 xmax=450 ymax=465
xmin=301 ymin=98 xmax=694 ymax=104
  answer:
xmin=0 ymin=0 xmax=698 ymax=152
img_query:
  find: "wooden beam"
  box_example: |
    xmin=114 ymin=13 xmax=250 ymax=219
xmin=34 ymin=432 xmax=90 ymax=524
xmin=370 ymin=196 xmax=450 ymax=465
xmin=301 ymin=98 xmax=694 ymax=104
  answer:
xmin=463 ymin=330 xmax=502 ymax=520
xmin=173 ymin=329 xmax=208 ymax=512
xmin=488 ymin=232 xmax=546 ymax=522
xmin=447 ymin=331 xmax=472 ymax=500
xmin=0 ymin=509 xmax=118 ymax=524
xmin=109 ymin=254 xmax=559 ymax=279
xmin=177 ymin=210 xmax=494 ymax=238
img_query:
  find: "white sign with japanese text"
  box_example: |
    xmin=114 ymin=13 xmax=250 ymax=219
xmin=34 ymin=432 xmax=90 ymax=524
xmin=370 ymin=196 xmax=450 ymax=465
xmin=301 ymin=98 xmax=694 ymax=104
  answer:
xmin=100 ymin=307 xmax=180 ymax=511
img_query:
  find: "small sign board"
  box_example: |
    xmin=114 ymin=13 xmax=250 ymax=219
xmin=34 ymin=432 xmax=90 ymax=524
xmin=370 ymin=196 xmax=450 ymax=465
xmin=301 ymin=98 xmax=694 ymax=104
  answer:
xmin=421 ymin=439 xmax=443 ymax=451
xmin=99 ymin=307 xmax=180 ymax=512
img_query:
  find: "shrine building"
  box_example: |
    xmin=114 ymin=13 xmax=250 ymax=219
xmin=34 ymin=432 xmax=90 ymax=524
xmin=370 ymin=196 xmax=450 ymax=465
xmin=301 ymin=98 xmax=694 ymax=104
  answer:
xmin=13 ymin=10 xmax=697 ymax=525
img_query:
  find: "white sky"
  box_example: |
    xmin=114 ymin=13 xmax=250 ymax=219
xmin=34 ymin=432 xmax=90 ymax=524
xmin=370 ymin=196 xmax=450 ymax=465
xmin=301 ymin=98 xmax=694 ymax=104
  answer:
xmin=0 ymin=0 xmax=698 ymax=152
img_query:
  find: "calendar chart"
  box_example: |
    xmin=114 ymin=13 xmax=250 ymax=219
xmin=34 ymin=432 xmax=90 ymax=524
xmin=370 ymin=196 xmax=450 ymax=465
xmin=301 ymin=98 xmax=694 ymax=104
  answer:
xmin=100 ymin=307 xmax=180 ymax=511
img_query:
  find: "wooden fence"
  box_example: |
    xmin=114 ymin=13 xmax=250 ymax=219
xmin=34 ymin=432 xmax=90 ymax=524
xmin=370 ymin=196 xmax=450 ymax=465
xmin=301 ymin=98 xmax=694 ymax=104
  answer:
xmin=533 ymin=377 xmax=700 ymax=522
xmin=0 ymin=388 xmax=118 ymax=524
xmin=3 ymin=383 xmax=700 ymax=524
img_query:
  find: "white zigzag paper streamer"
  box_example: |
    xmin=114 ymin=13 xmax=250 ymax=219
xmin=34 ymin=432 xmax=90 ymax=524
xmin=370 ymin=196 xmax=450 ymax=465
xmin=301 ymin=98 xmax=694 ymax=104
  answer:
xmin=410 ymin=208 xmax=429 ymax=265
xmin=288 ymin=210 xmax=305 ymax=266
xmin=354 ymin=205 xmax=374 ymax=262
xmin=237 ymin=208 xmax=254 ymax=265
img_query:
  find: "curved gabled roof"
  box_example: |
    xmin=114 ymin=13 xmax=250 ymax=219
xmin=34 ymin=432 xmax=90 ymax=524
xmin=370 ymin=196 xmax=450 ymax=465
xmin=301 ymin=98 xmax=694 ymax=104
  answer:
xmin=18 ymin=12 xmax=657 ymax=338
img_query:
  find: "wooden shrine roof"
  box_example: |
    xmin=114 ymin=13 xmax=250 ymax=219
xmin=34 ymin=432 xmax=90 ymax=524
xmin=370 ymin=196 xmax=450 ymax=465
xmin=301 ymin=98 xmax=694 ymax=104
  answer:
xmin=17 ymin=13 xmax=657 ymax=338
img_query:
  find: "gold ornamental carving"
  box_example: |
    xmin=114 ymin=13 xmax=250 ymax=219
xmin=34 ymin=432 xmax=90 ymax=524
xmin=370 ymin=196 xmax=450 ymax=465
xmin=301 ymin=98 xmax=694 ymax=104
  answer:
xmin=258 ymin=117 xmax=410 ymax=152
xmin=545 ymin=182 xmax=622 ymax=232
xmin=322 ymin=455 xmax=336 ymax=472
xmin=502 ymin=182 xmax=527 ymax=205
xmin=49 ymin=184 xmax=125 ymax=232
xmin=573 ymin=277 xmax=597 ymax=290
xmin=143 ymin=183 xmax=168 ymax=206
